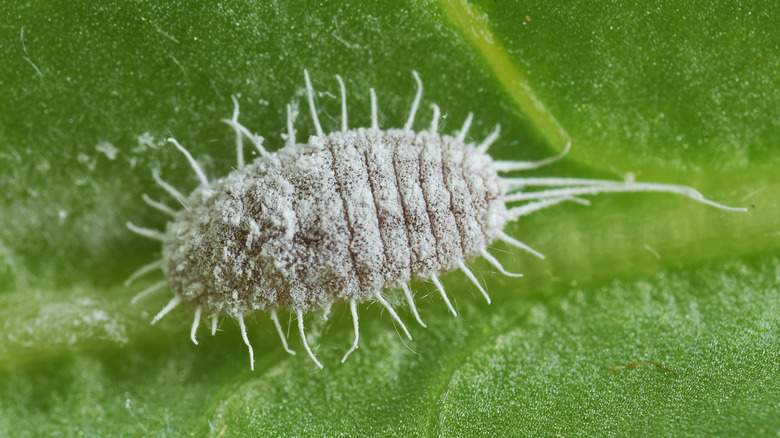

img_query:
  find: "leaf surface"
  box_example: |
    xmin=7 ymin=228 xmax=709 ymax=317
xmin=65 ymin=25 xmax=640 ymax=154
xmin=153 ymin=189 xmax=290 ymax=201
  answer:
xmin=1 ymin=1 xmax=778 ymax=436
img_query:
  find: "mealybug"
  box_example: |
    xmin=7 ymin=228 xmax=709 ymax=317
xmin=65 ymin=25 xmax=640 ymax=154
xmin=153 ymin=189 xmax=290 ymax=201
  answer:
xmin=126 ymin=71 xmax=744 ymax=369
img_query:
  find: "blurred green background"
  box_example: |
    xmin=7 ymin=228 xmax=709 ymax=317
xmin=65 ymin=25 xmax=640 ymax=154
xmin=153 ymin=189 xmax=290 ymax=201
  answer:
xmin=1 ymin=1 xmax=778 ymax=436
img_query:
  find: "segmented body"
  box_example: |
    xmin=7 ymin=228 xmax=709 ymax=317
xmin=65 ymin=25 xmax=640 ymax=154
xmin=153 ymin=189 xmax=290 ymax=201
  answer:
xmin=126 ymin=70 xmax=743 ymax=370
xmin=164 ymin=129 xmax=506 ymax=315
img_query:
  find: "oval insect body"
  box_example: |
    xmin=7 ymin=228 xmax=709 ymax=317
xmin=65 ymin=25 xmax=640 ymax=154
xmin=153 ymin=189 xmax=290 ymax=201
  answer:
xmin=127 ymin=70 xmax=745 ymax=370
xmin=164 ymin=127 xmax=505 ymax=317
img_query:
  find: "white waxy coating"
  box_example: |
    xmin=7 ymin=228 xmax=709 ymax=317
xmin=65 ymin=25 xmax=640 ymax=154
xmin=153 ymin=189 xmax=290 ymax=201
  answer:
xmin=125 ymin=71 xmax=744 ymax=369
xmin=162 ymin=128 xmax=507 ymax=315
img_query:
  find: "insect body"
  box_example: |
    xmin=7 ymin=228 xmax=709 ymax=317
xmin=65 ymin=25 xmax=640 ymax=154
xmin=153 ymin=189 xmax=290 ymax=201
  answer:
xmin=126 ymin=71 xmax=744 ymax=370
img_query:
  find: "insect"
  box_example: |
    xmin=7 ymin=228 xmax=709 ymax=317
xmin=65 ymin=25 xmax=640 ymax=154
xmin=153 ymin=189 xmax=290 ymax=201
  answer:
xmin=126 ymin=71 xmax=744 ymax=370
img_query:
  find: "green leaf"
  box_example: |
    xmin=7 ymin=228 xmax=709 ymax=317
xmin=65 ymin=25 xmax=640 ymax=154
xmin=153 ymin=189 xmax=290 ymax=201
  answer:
xmin=1 ymin=0 xmax=778 ymax=436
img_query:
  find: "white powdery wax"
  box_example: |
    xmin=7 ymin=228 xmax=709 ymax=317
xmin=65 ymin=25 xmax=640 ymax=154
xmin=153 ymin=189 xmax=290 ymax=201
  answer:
xmin=126 ymin=71 xmax=745 ymax=370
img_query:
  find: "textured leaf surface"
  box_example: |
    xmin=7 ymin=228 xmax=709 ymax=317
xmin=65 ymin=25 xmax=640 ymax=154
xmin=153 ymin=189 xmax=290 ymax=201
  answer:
xmin=1 ymin=1 xmax=778 ymax=436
